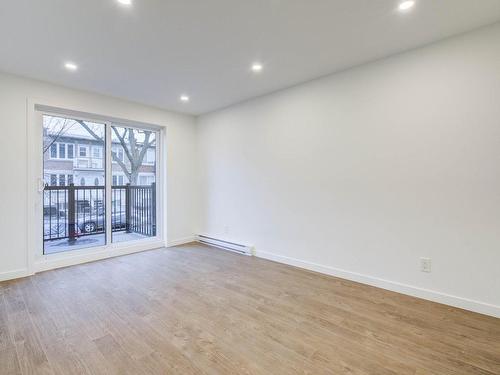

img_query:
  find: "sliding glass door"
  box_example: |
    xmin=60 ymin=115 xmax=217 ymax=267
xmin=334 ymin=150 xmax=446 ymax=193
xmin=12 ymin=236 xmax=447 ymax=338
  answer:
xmin=110 ymin=125 xmax=157 ymax=244
xmin=43 ymin=115 xmax=106 ymax=254
xmin=42 ymin=114 xmax=159 ymax=254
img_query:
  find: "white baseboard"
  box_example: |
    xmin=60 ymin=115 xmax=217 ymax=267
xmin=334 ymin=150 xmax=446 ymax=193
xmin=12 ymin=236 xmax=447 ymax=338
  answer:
xmin=0 ymin=268 xmax=31 ymax=282
xmin=4 ymin=241 xmax=498 ymax=318
xmin=255 ymin=249 xmax=500 ymax=319
xmin=166 ymin=236 xmax=196 ymax=247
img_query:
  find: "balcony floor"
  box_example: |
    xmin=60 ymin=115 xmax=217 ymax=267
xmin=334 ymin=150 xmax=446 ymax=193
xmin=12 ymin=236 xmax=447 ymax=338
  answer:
xmin=44 ymin=232 xmax=149 ymax=255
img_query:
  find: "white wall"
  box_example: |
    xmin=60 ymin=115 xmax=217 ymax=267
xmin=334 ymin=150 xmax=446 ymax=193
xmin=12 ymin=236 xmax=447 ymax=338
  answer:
xmin=0 ymin=73 xmax=198 ymax=279
xmin=196 ymin=23 xmax=500 ymax=317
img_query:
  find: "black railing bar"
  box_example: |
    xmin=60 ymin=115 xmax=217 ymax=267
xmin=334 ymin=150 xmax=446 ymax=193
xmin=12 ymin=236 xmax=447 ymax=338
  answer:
xmin=44 ymin=186 xmax=106 ymax=191
xmin=45 ymin=185 xmax=153 ymax=191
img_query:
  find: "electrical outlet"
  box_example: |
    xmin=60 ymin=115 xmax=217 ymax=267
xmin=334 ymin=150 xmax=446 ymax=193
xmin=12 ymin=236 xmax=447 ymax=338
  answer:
xmin=420 ymin=258 xmax=431 ymax=273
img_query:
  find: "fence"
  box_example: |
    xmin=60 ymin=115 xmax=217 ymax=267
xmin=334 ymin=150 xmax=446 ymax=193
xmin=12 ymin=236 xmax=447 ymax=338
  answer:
xmin=43 ymin=183 xmax=156 ymax=242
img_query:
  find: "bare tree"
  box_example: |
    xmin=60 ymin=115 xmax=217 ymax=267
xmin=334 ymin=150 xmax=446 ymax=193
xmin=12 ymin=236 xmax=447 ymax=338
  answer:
xmin=76 ymin=120 xmax=156 ymax=184
xmin=43 ymin=118 xmax=75 ymax=153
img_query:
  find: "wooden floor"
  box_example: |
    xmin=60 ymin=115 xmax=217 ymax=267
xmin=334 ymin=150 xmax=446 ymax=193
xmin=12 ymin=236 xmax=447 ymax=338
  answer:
xmin=1 ymin=244 xmax=499 ymax=375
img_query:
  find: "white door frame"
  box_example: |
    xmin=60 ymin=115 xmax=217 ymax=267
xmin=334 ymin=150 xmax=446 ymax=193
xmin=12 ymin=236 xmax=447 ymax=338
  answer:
xmin=27 ymin=98 xmax=166 ymax=275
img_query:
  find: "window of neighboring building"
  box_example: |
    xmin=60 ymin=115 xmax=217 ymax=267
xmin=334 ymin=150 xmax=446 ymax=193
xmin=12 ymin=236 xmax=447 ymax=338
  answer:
xmin=112 ymin=175 xmax=125 ymax=185
xmin=80 ymin=177 xmax=86 ymax=186
xmin=79 ymin=145 xmax=88 ymax=157
xmin=59 ymin=174 xmax=66 ymax=186
xmin=93 ymin=146 xmax=102 ymax=159
xmin=49 ymin=143 xmax=75 ymax=159
xmin=50 ymin=144 xmax=57 ymax=158
xmin=50 ymin=174 xmax=57 ymax=186
xmin=145 ymin=148 xmax=155 ymax=164
xmin=94 ymin=178 xmax=99 ymax=186
xmin=138 ymin=174 xmax=155 ymax=186
xmin=68 ymin=174 xmax=74 ymax=185
xmin=59 ymin=143 xmax=66 ymax=159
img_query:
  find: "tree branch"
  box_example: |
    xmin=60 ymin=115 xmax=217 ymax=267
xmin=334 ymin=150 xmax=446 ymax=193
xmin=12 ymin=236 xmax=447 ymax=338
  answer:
xmin=137 ymin=131 xmax=152 ymax=166
xmin=111 ymin=151 xmax=131 ymax=180
xmin=111 ymin=126 xmax=134 ymax=164
xmin=72 ymin=121 xmax=154 ymax=184
xmin=128 ymin=129 xmax=139 ymax=162
xmin=76 ymin=120 xmax=103 ymax=141
xmin=43 ymin=120 xmax=74 ymax=153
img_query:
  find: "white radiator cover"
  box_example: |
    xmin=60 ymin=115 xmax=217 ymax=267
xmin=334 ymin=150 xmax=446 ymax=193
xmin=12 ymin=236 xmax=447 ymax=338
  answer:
xmin=197 ymin=234 xmax=254 ymax=256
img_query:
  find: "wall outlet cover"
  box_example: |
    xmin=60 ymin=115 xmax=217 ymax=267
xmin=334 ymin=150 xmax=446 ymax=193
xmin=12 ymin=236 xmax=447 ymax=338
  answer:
xmin=420 ymin=257 xmax=432 ymax=273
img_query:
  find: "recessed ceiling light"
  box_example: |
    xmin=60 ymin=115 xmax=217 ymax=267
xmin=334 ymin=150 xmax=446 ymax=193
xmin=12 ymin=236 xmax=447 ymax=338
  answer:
xmin=398 ymin=0 xmax=415 ymax=11
xmin=117 ymin=0 xmax=132 ymax=5
xmin=180 ymin=95 xmax=190 ymax=103
xmin=251 ymin=63 xmax=263 ymax=73
xmin=64 ymin=62 xmax=78 ymax=71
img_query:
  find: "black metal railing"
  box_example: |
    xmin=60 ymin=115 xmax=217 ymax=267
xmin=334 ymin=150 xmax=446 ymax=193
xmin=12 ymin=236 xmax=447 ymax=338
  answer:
xmin=43 ymin=183 xmax=156 ymax=242
xmin=112 ymin=184 xmax=156 ymax=236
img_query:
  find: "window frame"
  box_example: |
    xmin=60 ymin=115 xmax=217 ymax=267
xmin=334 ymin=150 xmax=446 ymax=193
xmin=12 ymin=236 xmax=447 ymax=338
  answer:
xmin=49 ymin=142 xmax=75 ymax=160
xmin=58 ymin=143 xmax=66 ymax=159
xmin=50 ymin=174 xmax=57 ymax=186
xmin=30 ymin=101 xmax=165 ymax=275
xmin=58 ymin=174 xmax=66 ymax=186
xmin=143 ymin=147 xmax=156 ymax=165
xmin=92 ymin=145 xmax=102 ymax=159
xmin=50 ymin=144 xmax=57 ymax=159
xmin=79 ymin=145 xmax=88 ymax=157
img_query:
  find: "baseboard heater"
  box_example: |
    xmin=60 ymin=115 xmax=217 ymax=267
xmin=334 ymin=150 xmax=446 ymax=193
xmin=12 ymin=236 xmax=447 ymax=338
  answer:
xmin=197 ymin=235 xmax=253 ymax=256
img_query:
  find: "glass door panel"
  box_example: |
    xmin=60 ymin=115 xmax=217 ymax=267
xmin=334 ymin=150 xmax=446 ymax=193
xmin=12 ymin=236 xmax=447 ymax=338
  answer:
xmin=110 ymin=125 xmax=157 ymax=243
xmin=42 ymin=115 xmax=106 ymax=254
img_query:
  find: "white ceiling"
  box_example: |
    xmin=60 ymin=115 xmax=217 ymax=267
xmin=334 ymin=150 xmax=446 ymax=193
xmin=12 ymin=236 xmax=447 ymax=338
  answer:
xmin=1 ymin=1 xmax=500 ymax=115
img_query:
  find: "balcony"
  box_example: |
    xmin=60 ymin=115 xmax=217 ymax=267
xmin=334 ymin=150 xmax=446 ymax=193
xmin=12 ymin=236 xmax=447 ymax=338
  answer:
xmin=43 ymin=183 xmax=156 ymax=254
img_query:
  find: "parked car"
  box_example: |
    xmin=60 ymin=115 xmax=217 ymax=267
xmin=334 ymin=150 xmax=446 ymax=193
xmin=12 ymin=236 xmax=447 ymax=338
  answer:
xmin=78 ymin=208 xmax=126 ymax=233
xmin=43 ymin=208 xmax=128 ymax=238
xmin=43 ymin=206 xmax=66 ymax=217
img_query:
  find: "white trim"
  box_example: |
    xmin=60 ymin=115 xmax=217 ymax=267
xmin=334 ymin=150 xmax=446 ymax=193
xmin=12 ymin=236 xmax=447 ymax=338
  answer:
xmin=35 ymin=104 xmax=164 ymax=131
xmin=0 ymin=268 xmax=31 ymax=282
xmin=26 ymin=101 xmax=41 ymax=275
xmin=35 ymin=240 xmax=164 ymax=273
xmin=105 ymin=123 xmax=112 ymax=245
xmin=254 ymin=249 xmax=500 ymax=318
xmin=166 ymin=236 xmax=195 ymax=247
xmin=158 ymin=126 xmax=167 ymax=246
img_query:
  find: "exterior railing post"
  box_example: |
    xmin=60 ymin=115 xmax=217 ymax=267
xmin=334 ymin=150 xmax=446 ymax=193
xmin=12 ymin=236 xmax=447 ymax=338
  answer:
xmin=151 ymin=182 xmax=156 ymax=236
xmin=125 ymin=183 xmax=132 ymax=233
xmin=67 ymin=183 xmax=77 ymax=243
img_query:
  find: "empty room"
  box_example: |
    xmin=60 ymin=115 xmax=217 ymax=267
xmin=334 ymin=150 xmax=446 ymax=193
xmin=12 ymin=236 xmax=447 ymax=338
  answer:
xmin=1 ymin=0 xmax=500 ymax=374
